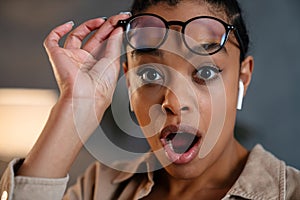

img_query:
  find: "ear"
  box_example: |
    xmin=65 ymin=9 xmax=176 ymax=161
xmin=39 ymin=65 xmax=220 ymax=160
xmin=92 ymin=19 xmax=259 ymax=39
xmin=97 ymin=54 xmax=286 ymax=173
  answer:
xmin=122 ymin=61 xmax=128 ymax=74
xmin=239 ymin=56 xmax=254 ymax=96
xmin=122 ymin=61 xmax=131 ymax=88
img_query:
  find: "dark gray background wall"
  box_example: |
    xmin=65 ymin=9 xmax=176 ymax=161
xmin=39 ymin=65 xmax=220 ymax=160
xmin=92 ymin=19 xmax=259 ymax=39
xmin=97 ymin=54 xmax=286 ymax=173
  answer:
xmin=0 ymin=0 xmax=300 ymax=185
xmin=236 ymin=0 xmax=300 ymax=168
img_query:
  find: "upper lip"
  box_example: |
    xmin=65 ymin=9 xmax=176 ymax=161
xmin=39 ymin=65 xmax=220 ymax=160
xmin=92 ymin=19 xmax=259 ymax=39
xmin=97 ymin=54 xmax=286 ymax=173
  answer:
xmin=160 ymin=124 xmax=202 ymax=139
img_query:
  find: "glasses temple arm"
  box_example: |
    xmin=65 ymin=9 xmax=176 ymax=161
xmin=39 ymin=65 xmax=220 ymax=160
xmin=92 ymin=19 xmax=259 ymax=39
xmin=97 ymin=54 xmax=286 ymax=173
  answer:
xmin=233 ymin=29 xmax=246 ymax=61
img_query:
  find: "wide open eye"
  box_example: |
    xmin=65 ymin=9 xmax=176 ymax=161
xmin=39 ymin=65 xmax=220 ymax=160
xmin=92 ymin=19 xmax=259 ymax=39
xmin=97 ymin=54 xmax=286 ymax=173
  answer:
xmin=137 ymin=65 xmax=164 ymax=84
xmin=193 ymin=65 xmax=222 ymax=84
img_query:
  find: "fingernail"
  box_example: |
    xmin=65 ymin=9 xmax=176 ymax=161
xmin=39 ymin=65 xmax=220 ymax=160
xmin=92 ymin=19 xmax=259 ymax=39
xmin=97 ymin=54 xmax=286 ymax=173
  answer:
xmin=100 ymin=16 xmax=108 ymax=20
xmin=65 ymin=20 xmax=74 ymax=26
xmin=119 ymin=11 xmax=132 ymax=16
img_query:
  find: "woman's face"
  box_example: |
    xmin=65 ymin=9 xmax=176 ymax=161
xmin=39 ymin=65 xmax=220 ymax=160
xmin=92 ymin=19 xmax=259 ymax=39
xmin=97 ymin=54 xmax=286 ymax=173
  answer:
xmin=125 ymin=1 xmax=252 ymax=179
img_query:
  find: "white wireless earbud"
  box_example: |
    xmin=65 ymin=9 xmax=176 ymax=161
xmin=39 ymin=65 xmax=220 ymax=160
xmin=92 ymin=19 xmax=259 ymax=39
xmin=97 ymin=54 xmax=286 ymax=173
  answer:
xmin=237 ymin=80 xmax=244 ymax=110
xmin=128 ymin=90 xmax=134 ymax=112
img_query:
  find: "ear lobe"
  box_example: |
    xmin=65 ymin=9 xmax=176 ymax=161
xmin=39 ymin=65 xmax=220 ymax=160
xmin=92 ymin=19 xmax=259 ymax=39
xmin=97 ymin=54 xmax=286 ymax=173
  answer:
xmin=240 ymin=56 xmax=254 ymax=95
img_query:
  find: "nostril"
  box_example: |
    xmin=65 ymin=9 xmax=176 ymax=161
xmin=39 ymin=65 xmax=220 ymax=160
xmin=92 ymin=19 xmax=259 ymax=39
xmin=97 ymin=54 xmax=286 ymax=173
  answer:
xmin=163 ymin=107 xmax=174 ymax=114
xmin=162 ymin=104 xmax=189 ymax=115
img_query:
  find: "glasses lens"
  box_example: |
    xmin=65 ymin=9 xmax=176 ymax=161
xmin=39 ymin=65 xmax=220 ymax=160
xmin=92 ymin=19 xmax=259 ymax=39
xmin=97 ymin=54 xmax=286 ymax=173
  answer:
xmin=125 ymin=15 xmax=167 ymax=50
xmin=184 ymin=18 xmax=227 ymax=55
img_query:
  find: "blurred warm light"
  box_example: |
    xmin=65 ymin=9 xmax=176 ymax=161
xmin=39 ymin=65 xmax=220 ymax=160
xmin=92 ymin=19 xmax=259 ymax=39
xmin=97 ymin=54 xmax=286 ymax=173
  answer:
xmin=0 ymin=88 xmax=58 ymax=161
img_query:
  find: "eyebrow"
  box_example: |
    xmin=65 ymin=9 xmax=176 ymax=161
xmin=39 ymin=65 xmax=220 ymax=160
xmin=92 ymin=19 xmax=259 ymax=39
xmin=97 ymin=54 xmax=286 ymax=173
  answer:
xmin=130 ymin=46 xmax=228 ymax=61
xmin=131 ymin=49 xmax=164 ymax=58
xmin=185 ymin=45 xmax=228 ymax=59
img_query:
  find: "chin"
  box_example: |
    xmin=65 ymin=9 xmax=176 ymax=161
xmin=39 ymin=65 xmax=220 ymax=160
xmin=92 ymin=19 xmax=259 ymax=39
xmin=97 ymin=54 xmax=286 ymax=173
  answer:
xmin=164 ymin=160 xmax=206 ymax=180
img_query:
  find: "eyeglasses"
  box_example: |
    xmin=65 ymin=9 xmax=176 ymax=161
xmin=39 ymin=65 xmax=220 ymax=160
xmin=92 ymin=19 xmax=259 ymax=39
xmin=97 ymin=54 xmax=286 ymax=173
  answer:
xmin=117 ymin=13 xmax=245 ymax=57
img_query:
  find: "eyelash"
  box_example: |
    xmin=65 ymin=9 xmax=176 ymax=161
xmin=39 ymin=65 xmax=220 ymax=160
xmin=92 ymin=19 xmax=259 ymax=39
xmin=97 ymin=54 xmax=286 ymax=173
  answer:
xmin=136 ymin=64 xmax=222 ymax=85
xmin=136 ymin=65 xmax=164 ymax=85
xmin=193 ymin=65 xmax=223 ymax=84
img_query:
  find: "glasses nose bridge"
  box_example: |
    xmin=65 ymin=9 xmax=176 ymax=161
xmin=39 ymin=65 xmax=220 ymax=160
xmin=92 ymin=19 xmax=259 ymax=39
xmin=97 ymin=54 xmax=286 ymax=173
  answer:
xmin=166 ymin=20 xmax=185 ymax=31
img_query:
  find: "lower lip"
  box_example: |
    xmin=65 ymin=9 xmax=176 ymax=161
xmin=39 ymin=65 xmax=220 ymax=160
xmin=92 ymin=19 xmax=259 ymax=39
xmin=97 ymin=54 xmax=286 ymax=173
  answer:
xmin=160 ymin=137 xmax=201 ymax=164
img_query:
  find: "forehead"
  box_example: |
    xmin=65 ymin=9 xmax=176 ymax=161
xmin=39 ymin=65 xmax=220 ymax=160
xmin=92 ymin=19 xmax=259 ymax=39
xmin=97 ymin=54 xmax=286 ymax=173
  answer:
xmin=142 ymin=1 xmax=228 ymax=23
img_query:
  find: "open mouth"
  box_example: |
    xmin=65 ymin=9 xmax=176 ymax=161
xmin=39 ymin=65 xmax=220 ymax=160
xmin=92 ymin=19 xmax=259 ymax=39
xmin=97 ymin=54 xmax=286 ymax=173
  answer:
xmin=166 ymin=132 xmax=200 ymax=154
xmin=160 ymin=125 xmax=202 ymax=164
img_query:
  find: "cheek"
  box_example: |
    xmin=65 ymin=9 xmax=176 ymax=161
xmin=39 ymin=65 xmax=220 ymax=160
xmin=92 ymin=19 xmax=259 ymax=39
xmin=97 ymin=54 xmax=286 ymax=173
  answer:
xmin=222 ymin=68 xmax=240 ymax=112
xmin=224 ymin=79 xmax=239 ymax=132
xmin=131 ymin=92 xmax=151 ymax=127
xmin=194 ymin=84 xmax=228 ymax=144
xmin=193 ymin=88 xmax=212 ymax=131
xmin=215 ymin=63 xmax=240 ymax=136
xmin=131 ymin=90 xmax=167 ymax=152
xmin=211 ymin=52 xmax=240 ymax=113
xmin=130 ymin=87 xmax=164 ymax=129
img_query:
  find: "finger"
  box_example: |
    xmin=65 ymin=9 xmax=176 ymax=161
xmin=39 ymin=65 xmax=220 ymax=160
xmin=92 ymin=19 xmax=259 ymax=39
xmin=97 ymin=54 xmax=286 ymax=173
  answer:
xmin=83 ymin=13 xmax=130 ymax=54
xmin=104 ymin=27 xmax=124 ymax=59
xmin=44 ymin=21 xmax=74 ymax=50
xmin=90 ymin=27 xmax=124 ymax=78
xmin=64 ymin=18 xmax=106 ymax=49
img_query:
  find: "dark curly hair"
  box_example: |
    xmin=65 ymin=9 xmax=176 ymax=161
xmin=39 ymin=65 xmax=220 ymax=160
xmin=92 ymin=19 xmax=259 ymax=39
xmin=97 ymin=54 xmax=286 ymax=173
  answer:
xmin=130 ymin=0 xmax=249 ymax=61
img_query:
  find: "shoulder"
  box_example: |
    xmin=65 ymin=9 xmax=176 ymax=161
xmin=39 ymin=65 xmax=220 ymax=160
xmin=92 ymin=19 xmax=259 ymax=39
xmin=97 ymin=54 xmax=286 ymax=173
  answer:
xmin=65 ymin=161 xmax=133 ymax=199
xmin=251 ymin=145 xmax=300 ymax=197
xmin=228 ymin=144 xmax=300 ymax=199
xmin=65 ymin=159 xmax=152 ymax=199
xmin=286 ymin=165 xmax=300 ymax=198
xmin=250 ymin=145 xmax=300 ymax=198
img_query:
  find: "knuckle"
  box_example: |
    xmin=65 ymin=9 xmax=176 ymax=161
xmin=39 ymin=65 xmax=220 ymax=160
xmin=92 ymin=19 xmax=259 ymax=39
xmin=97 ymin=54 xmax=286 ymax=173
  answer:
xmin=106 ymin=17 xmax=117 ymax=26
xmin=69 ymin=31 xmax=81 ymax=39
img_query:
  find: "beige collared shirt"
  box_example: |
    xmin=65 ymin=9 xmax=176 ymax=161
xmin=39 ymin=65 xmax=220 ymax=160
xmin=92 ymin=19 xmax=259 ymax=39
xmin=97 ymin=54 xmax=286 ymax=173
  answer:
xmin=1 ymin=144 xmax=300 ymax=200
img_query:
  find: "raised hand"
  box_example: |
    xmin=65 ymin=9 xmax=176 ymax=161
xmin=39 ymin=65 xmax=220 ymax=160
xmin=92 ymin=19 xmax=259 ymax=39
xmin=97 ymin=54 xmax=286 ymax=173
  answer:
xmin=17 ymin=13 xmax=131 ymax=178
xmin=44 ymin=14 xmax=130 ymax=109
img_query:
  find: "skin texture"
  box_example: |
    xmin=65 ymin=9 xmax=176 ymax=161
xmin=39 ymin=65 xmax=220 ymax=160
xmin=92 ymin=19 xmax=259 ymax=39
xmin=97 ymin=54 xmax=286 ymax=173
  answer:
xmin=16 ymin=1 xmax=253 ymax=199
xmin=124 ymin=1 xmax=254 ymax=199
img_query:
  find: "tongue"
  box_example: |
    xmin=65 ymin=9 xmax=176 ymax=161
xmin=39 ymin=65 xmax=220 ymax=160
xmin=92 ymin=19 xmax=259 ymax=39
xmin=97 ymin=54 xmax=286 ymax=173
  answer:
xmin=167 ymin=133 xmax=197 ymax=154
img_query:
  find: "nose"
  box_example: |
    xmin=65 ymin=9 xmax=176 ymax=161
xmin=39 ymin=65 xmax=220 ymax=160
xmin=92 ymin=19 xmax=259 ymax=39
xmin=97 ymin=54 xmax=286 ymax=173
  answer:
xmin=162 ymin=87 xmax=190 ymax=116
xmin=160 ymin=63 xmax=197 ymax=117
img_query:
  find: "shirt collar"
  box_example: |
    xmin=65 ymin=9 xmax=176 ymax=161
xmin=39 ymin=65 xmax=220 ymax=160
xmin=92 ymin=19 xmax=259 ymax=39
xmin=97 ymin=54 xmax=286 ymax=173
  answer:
xmin=111 ymin=152 xmax=155 ymax=184
xmin=111 ymin=144 xmax=286 ymax=200
xmin=226 ymin=144 xmax=286 ymax=200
